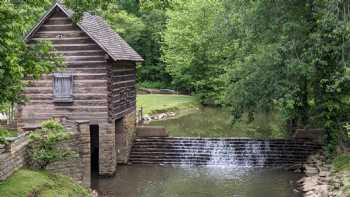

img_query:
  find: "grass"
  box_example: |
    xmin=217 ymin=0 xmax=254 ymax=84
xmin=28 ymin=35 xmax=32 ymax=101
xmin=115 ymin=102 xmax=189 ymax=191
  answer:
xmin=0 ymin=169 xmax=90 ymax=197
xmin=137 ymin=94 xmax=199 ymax=115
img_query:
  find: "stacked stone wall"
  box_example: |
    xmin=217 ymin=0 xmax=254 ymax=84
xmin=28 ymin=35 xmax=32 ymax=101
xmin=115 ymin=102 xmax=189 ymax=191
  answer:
xmin=0 ymin=118 xmax=91 ymax=187
xmin=46 ymin=118 xmax=91 ymax=187
xmin=0 ymin=134 xmax=29 ymax=181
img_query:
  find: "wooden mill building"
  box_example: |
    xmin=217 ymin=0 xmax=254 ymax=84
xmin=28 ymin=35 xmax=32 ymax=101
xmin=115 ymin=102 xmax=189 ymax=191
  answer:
xmin=17 ymin=2 xmax=143 ymax=177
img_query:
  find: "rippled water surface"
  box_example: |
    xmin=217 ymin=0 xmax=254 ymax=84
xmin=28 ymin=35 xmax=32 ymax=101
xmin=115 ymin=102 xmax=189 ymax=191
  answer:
xmin=92 ymin=165 xmax=302 ymax=197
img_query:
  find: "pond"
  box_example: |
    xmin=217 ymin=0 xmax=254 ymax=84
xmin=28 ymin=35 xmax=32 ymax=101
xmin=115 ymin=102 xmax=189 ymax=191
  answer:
xmin=92 ymin=165 xmax=302 ymax=197
xmin=149 ymin=107 xmax=286 ymax=138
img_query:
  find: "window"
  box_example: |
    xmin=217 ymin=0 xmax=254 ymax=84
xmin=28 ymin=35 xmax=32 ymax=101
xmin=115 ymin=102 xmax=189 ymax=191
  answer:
xmin=53 ymin=73 xmax=73 ymax=103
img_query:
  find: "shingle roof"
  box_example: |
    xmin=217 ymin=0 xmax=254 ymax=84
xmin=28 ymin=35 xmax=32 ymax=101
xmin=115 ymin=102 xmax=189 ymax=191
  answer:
xmin=25 ymin=2 xmax=143 ymax=62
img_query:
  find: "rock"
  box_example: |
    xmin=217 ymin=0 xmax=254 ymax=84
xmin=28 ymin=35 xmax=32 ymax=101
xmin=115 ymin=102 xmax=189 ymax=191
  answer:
xmin=302 ymin=176 xmax=318 ymax=192
xmin=168 ymin=112 xmax=176 ymax=117
xmin=318 ymin=185 xmax=328 ymax=197
xmin=91 ymin=190 xmax=99 ymax=197
xmin=143 ymin=115 xmax=152 ymax=122
xmin=304 ymin=165 xmax=319 ymax=176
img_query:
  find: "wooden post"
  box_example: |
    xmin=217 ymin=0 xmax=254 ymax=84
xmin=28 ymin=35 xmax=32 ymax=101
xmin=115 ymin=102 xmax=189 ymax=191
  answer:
xmin=140 ymin=106 xmax=144 ymax=125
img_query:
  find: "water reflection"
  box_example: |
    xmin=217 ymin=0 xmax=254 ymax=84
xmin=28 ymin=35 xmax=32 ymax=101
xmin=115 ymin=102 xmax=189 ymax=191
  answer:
xmin=92 ymin=165 xmax=302 ymax=197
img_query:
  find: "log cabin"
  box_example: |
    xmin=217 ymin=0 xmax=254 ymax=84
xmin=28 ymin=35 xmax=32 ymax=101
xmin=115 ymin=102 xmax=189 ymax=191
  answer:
xmin=16 ymin=2 xmax=143 ymax=177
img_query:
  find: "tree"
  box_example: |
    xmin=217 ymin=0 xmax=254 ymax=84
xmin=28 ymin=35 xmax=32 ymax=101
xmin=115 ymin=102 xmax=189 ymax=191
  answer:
xmin=222 ymin=0 xmax=350 ymax=154
xmin=162 ymin=0 xmax=226 ymax=104
xmin=0 ymin=1 xmax=60 ymax=107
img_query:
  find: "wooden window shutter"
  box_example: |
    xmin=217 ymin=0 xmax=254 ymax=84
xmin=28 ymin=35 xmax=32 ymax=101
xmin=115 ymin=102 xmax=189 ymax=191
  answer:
xmin=53 ymin=73 xmax=73 ymax=103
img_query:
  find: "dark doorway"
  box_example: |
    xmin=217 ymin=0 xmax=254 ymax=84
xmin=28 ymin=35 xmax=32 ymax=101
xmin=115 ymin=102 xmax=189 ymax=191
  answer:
xmin=90 ymin=125 xmax=99 ymax=174
xmin=115 ymin=118 xmax=124 ymax=162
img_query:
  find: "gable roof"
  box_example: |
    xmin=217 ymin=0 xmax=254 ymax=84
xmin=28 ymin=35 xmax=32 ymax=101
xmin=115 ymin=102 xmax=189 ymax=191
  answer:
xmin=25 ymin=2 xmax=143 ymax=62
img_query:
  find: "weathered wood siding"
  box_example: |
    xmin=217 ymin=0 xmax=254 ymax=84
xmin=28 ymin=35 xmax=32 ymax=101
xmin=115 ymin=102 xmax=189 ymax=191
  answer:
xmin=108 ymin=60 xmax=137 ymax=120
xmin=17 ymin=8 xmax=135 ymax=128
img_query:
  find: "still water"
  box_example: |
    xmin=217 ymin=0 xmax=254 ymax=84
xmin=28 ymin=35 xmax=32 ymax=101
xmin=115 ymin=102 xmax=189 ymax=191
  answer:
xmin=92 ymin=165 xmax=302 ymax=197
xmin=149 ymin=107 xmax=286 ymax=138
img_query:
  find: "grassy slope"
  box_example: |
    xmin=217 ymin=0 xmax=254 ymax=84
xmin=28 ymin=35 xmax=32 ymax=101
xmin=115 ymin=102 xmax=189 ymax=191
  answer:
xmin=0 ymin=169 xmax=90 ymax=197
xmin=137 ymin=94 xmax=199 ymax=115
xmin=332 ymin=154 xmax=350 ymax=196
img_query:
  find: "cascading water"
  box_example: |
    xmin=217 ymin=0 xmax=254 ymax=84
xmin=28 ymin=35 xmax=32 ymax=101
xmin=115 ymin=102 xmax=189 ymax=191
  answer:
xmin=206 ymin=139 xmax=238 ymax=166
xmin=130 ymin=137 xmax=321 ymax=167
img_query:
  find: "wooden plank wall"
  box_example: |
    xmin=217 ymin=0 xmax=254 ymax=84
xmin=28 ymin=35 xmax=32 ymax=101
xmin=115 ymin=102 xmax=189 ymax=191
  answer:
xmin=18 ymin=8 xmax=109 ymax=127
xmin=108 ymin=60 xmax=137 ymax=120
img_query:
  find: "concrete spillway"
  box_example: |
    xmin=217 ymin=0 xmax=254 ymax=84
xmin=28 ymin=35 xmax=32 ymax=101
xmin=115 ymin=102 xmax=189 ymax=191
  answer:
xmin=129 ymin=137 xmax=321 ymax=167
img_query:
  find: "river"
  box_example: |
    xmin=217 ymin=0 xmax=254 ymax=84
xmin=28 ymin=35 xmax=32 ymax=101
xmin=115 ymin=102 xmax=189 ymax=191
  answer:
xmin=92 ymin=165 xmax=302 ymax=197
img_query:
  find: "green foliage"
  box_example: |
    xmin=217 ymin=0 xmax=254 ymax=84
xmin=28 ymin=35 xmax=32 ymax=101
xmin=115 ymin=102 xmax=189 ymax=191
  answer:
xmin=63 ymin=0 xmax=172 ymax=84
xmin=0 ymin=128 xmax=16 ymax=145
xmin=332 ymin=154 xmax=350 ymax=172
xmin=63 ymin=0 xmax=116 ymax=21
xmin=138 ymin=81 xmax=169 ymax=89
xmin=0 ymin=169 xmax=91 ymax=197
xmin=162 ymin=0 xmax=226 ymax=104
xmin=0 ymin=1 xmax=61 ymax=106
xmin=214 ymin=0 xmax=350 ymax=154
xmin=28 ymin=120 xmax=75 ymax=169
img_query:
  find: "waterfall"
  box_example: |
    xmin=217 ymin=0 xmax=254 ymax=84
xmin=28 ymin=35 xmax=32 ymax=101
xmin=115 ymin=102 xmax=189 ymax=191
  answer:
xmin=130 ymin=137 xmax=321 ymax=167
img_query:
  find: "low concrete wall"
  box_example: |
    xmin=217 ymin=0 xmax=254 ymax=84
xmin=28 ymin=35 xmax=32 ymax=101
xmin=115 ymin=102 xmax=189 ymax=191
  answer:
xmin=0 ymin=133 xmax=29 ymax=181
xmin=136 ymin=126 xmax=168 ymax=137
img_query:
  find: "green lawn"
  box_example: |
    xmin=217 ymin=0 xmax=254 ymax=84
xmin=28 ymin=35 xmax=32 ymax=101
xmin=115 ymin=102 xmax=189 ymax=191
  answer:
xmin=137 ymin=94 xmax=199 ymax=115
xmin=0 ymin=169 xmax=90 ymax=197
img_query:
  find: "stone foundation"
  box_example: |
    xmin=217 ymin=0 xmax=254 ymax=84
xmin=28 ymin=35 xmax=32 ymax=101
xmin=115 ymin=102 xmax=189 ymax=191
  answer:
xmin=0 ymin=118 xmax=92 ymax=187
xmin=99 ymin=122 xmax=117 ymax=175
xmin=46 ymin=119 xmax=91 ymax=187
xmin=116 ymin=111 xmax=136 ymax=164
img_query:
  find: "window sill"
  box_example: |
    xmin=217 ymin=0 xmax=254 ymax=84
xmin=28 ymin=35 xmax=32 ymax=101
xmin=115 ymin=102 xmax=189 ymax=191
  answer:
xmin=54 ymin=97 xmax=73 ymax=103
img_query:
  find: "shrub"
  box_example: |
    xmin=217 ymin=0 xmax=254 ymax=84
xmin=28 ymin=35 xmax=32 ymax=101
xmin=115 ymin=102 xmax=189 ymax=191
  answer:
xmin=0 ymin=128 xmax=15 ymax=145
xmin=28 ymin=120 xmax=75 ymax=169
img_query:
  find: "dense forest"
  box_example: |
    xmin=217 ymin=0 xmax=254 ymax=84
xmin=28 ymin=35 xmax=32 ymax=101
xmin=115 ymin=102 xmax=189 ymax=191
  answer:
xmin=0 ymin=0 xmax=349 ymax=154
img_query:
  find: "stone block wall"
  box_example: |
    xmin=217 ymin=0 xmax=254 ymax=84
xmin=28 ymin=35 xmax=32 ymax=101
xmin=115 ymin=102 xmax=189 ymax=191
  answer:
xmin=0 ymin=118 xmax=91 ymax=187
xmin=0 ymin=133 xmax=29 ymax=181
xmin=46 ymin=119 xmax=91 ymax=187
xmin=116 ymin=111 xmax=136 ymax=164
xmin=98 ymin=122 xmax=117 ymax=176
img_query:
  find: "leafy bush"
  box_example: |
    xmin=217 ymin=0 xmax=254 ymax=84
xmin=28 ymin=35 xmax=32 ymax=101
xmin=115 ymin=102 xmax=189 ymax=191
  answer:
xmin=28 ymin=120 xmax=75 ymax=169
xmin=0 ymin=128 xmax=15 ymax=145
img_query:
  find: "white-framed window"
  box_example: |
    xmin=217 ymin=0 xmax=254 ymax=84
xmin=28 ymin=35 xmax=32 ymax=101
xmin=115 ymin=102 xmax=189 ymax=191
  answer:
xmin=53 ymin=72 xmax=73 ymax=103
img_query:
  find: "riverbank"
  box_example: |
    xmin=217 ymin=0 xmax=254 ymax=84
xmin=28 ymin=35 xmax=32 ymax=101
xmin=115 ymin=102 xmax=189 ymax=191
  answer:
xmin=137 ymin=94 xmax=199 ymax=115
xmin=0 ymin=169 xmax=91 ymax=197
xmin=149 ymin=107 xmax=287 ymax=138
xmin=297 ymin=152 xmax=350 ymax=197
